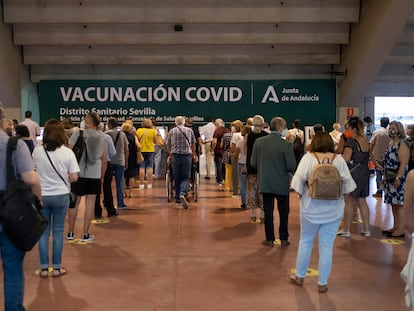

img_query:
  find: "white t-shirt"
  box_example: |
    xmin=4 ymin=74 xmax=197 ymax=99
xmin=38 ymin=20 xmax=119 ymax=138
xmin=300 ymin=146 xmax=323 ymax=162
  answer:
xmin=231 ymin=132 xmax=243 ymax=148
xmin=33 ymin=145 xmax=80 ymax=196
xmin=236 ymin=137 xmax=246 ymax=164
xmin=291 ymin=152 xmax=356 ymax=224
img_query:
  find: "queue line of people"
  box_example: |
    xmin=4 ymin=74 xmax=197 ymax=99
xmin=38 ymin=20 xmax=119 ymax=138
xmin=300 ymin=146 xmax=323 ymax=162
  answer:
xmin=2 ymin=106 xmax=414 ymax=311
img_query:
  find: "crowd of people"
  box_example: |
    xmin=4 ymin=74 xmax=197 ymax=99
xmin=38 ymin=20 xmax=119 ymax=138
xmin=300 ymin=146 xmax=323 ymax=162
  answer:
xmin=2 ymin=107 xmax=414 ymax=310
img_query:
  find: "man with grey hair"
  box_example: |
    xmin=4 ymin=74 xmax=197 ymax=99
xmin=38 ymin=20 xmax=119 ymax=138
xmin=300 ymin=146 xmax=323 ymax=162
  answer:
xmin=251 ymin=117 xmax=296 ymax=247
xmin=167 ymin=116 xmax=196 ymax=208
xmin=0 ymin=107 xmax=42 ymax=310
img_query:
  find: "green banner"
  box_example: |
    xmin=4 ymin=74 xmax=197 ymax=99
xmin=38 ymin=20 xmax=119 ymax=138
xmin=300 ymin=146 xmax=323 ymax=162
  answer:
xmin=39 ymin=80 xmax=336 ymax=127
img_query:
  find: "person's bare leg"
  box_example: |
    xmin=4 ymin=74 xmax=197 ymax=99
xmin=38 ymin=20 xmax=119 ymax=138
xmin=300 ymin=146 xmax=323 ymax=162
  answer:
xmin=83 ymin=194 xmax=96 ymax=235
xmin=68 ymin=196 xmax=81 ymax=233
xmin=342 ymin=195 xmax=354 ymax=232
xmin=358 ymin=197 xmax=370 ymax=232
xmin=139 ymin=168 xmax=145 ymax=186
xmin=391 ymin=204 xmax=404 ymax=236
xmin=146 ymin=167 xmax=153 ymax=186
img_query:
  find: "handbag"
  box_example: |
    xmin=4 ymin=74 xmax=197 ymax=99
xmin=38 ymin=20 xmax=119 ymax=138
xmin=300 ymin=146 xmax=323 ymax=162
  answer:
xmin=0 ymin=137 xmax=47 ymax=251
xmin=385 ymin=168 xmax=398 ymax=182
xmin=136 ymin=149 xmax=144 ymax=164
xmin=43 ymin=146 xmax=76 ymax=208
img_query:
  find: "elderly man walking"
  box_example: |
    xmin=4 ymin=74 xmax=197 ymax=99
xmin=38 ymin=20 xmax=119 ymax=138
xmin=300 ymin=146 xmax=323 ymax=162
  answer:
xmin=251 ymin=117 xmax=296 ymax=247
xmin=167 ymin=116 xmax=196 ymax=209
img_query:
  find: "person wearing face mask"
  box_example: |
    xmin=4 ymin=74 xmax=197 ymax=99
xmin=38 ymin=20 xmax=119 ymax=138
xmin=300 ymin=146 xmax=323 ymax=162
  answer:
xmin=337 ymin=116 xmax=371 ymax=238
xmin=380 ymin=121 xmax=410 ymax=237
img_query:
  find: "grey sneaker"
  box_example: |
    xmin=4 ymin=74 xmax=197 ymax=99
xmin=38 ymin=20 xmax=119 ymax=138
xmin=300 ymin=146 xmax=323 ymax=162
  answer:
xmin=180 ymin=193 xmax=188 ymax=209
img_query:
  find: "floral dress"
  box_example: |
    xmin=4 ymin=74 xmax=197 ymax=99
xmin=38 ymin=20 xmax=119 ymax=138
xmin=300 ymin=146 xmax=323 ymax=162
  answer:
xmin=383 ymin=140 xmax=409 ymax=205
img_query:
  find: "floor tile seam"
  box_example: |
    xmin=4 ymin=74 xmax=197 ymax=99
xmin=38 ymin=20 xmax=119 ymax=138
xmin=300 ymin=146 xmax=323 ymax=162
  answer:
xmin=170 ymin=208 xmax=186 ymax=311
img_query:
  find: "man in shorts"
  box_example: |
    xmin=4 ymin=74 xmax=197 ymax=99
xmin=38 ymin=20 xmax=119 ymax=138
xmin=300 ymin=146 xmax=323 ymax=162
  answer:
xmin=68 ymin=112 xmax=108 ymax=242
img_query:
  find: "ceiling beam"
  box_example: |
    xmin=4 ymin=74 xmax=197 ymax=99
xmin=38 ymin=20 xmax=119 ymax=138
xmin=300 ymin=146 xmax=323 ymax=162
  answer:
xmin=23 ymin=44 xmax=340 ymax=65
xmin=14 ymin=23 xmax=350 ymax=45
xmin=30 ymin=64 xmax=334 ymax=83
xmin=4 ymin=0 xmax=360 ymax=23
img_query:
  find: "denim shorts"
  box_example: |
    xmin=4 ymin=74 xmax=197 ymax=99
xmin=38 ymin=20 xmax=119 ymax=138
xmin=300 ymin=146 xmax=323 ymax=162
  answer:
xmin=140 ymin=152 xmax=154 ymax=169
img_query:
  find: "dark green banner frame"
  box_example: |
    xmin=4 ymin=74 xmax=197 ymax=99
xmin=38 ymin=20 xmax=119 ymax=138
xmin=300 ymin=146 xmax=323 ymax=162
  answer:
xmin=39 ymin=80 xmax=336 ymax=127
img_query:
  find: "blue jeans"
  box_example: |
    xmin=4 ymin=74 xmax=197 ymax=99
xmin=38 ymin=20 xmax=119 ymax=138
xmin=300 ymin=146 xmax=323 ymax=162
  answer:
xmin=237 ymin=163 xmax=247 ymax=205
xmin=112 ymin=164 xmax=126 ymax=207
xmin=0 ymin=229 xmax=26 ymax=311
xmin=172 ymin=154 xmax=192 ymax=199
xmin=38 ymin=194 xmax=70 ymax=270
xmin=214 ymin=154 xmax=224 ymax=184
xmin=295 ymin=215 xmax=341 ymax=286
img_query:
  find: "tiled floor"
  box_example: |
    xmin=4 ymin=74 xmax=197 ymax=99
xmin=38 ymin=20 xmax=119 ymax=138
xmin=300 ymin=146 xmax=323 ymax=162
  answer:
xmin=0 ymin=176 xmax=410 ymax=310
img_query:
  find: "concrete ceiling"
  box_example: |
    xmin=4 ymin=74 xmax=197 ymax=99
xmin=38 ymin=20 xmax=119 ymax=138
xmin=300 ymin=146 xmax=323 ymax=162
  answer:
xmin=3 ymin=0 xmax=414 ymax=107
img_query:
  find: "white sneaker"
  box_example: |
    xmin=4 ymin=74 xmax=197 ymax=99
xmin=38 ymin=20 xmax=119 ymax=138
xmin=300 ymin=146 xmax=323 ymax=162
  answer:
xmin=361 ymin=231 xmax=371 ymax=237
xmin=147 ymin=184 xmax=152 ymax=190
xmin=81 ymin=234 xmax=94 ymax=242
xmin=139 ymin=184 xmax=145 ymax=190
xmin=336 ymin=230 xmax=351 ymax=238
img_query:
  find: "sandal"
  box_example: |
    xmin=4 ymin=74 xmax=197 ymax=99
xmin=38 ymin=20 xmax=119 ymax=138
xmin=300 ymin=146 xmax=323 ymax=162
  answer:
xmin=52 ymin=268 xmax=67 ymax=277
xmin=289 ymin=273 xmax=304 ymax=286
xmin=39 ymin=269 xmax=49 ymax=278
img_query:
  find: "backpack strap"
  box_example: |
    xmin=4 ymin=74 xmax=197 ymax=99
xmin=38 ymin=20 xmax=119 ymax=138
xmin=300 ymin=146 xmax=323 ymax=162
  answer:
xmin=313 ymin=152 xmax=336 ymax=164
xmin=313 ymin=152 xmax=322 ymax=164
xmin=6 ymin=136 xmax=19 ymax=184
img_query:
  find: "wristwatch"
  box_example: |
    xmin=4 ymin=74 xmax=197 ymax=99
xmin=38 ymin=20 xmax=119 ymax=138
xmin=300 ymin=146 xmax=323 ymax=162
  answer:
xmin=395 ymin=176 xmax=400 ymax=181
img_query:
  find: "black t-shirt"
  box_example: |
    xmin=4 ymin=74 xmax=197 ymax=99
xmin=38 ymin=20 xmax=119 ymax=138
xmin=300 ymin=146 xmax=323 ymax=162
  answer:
xmin=246 ymin=130 xmax=268 ymax=174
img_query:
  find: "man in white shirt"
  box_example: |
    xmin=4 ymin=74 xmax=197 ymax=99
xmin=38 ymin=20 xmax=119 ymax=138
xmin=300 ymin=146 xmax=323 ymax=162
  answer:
xmin=370 ymin=117 xmax=391 ymax=198
xmin=20 ymin=110 xmax=41 ymax=144
xmin=198 ymin=116 xmax=216 ymax=180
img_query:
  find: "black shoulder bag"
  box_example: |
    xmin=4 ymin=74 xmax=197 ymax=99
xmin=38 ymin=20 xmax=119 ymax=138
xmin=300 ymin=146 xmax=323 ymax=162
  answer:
xmin=0 ymin=137 xmax=48 ymax=251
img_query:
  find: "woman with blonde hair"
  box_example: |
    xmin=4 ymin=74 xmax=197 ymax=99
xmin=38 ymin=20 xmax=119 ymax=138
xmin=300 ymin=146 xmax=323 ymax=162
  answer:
xmin=245 ymin=115 xmax=268 ymax=220
xmin=329 ymin=122 xmax=342 ymax=151
xmin=122 ymin=121 xmax=140 ymax=197
xmin=136 ymin=118 xmax=157 ymax=189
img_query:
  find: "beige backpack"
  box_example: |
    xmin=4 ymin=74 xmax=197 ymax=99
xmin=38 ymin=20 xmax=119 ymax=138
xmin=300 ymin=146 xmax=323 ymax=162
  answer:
xmin=308 ymin=153 xmax=342 ymax=200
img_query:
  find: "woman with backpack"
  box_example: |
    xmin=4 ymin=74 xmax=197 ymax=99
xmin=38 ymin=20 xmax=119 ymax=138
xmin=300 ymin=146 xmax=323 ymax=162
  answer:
xmin=290 ymin=132 xmax=356 ymax=292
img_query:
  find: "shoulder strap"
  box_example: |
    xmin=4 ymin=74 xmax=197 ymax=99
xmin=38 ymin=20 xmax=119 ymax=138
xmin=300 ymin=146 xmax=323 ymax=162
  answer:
xmin=354 ymin=139 xmax=363 ymax=152
xmin=313 ymin=152 xmax=336 ymax=164
xmin=6 ymin=136 xmax=19 ymax=183
xmin=138 ymin=129 xmax=148 ymax=142
xmin=313 ymin=152 xmax=322 ymax=164
xmin=43 ymin=146 xmax=67 ymax=186
xmin=177 ymin=126 xmax=191 ymax=146
xmin=113 ymin=131 xmax=121 ymax=146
